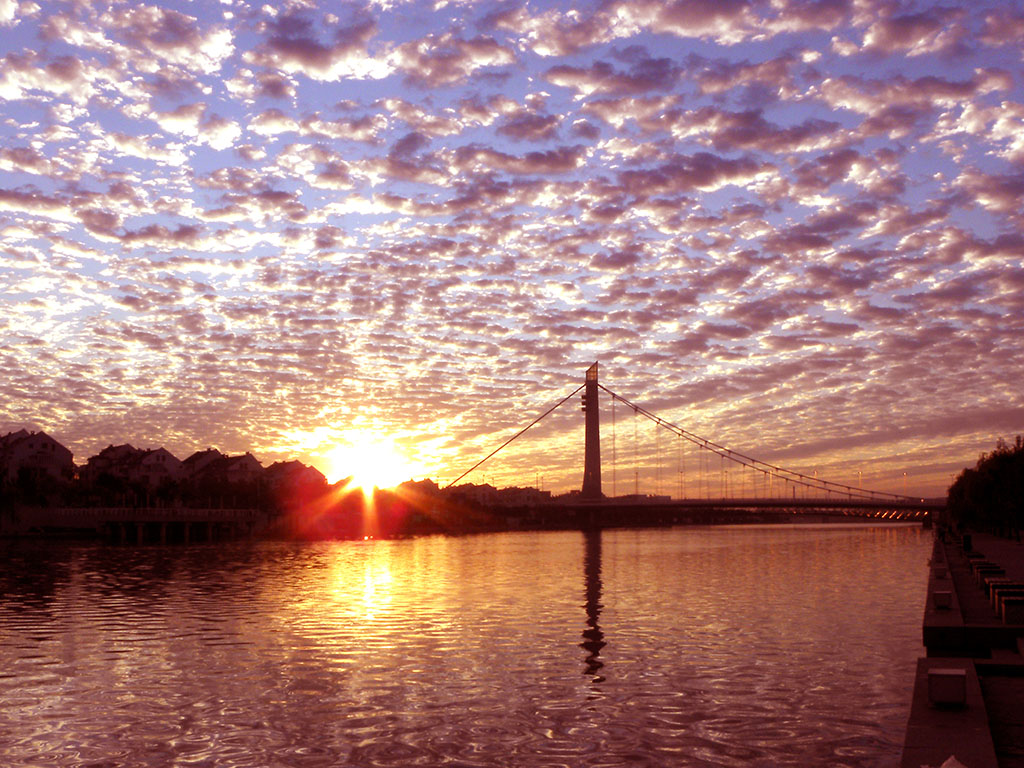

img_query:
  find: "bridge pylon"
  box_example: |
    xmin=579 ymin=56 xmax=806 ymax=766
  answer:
xmin=581 ymin=362 xmax=603 ymax=499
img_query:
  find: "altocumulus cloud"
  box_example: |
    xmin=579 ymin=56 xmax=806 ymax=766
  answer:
xmin=1 ymin=0 xmax=1022 ymax=496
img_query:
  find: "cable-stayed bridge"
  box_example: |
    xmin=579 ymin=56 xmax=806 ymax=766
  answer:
xmin=447 ymin=363 xmax=942 ymax=523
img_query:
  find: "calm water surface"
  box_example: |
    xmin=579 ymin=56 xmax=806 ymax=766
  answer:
xmin=0 ymin=524 xmax=930 ymax=767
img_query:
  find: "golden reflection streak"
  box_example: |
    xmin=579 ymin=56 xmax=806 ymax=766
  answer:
xmin=358 ymin=546 xmax=394 ymax=620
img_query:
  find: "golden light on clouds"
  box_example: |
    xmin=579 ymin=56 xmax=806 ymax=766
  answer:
xmin=3 ymin=0 xmax=1023 ymax=497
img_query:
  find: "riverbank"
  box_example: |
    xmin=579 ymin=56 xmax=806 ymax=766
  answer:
xmin=901 ymin=531 xmax=1024 ymax=768
xmin=2 ymin=510 xmax=928 ymax=545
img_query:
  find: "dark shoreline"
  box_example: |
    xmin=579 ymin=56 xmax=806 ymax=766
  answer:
xmin=900 ymin=530 xmax=1024 ymax=768
xmin=1 ymin=510 xmax=927 ymax=547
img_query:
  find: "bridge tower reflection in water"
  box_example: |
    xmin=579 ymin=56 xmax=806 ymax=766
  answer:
xmin=581 ymin=529 xmax=605 ymax=683
xmin=580 ymin=362 xmax=602 ymax=500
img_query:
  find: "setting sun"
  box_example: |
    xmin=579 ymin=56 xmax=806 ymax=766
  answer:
xmin=323 ymin=434 xmax=418 ymax=492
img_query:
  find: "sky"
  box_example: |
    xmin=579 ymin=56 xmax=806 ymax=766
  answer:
xmin=2 ymin=0 xmax=1023 ymax=498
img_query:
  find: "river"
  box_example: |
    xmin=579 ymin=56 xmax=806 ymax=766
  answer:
xmin=0 ymin=523 xmax=930 ymax=767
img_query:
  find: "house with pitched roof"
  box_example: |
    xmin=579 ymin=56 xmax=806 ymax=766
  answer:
xmin=182 ymin=449 xmax=263 ymax=488
xmin=180 ymin=448 xmax=227 ymax=480
xmin=133 ymin=448 xmax=183 ymax=488
xmin=80 ymin=444 xmax=140 ymax=485
xmin=0 ymin=430 xmax=74 ymax=486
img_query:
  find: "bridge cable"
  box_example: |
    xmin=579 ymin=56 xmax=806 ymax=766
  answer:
xmin=599 ymin=384 xmax=916 ymax=502
xmin=611 ymin=396 xmax=617 ymax=497
xmin=633 ymin=405 xmax=639 ymax=495
xmin=678 ymin=433 xmax=684 ymax=499
xmin=443 ymin=384 xmax=585 ymax=489
xmin=655 ymin=420 xmax=661 ymax=496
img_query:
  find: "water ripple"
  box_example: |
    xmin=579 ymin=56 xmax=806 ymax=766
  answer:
xmin=0 ymin=525 xmax=928 ymax=767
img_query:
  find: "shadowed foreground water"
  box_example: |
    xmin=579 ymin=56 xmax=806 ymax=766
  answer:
xmin=0 ymin=524 xmax=929 ymax=767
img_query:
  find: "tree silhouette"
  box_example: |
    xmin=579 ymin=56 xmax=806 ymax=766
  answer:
xmin=948 ymin=436 xmax=1024 ymax=536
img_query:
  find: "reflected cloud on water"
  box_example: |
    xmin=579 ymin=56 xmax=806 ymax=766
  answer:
xmin=0 ymin=526 xmax=931 ymax=767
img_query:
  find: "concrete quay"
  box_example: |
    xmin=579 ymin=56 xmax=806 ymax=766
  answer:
xmin=901 ymin=531 xmax=1024 ymax=768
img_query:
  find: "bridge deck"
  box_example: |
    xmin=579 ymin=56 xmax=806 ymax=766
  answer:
xmin=552 ymin=496 xmax=940 ymax=516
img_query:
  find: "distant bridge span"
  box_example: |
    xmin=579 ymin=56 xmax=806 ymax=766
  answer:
xmin=581 ymin=496 xmax=941 ymax=512
xmin=536 ymin=496 xmax=939 ymax=528
xmin=449 ymin=363 xmax=941 ymax=517
xmin=554 ymin=496 xmax=941 ymax=518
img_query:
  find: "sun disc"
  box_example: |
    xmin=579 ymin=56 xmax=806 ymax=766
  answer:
xmin=323 ymin=434 xmax=416 ymax=492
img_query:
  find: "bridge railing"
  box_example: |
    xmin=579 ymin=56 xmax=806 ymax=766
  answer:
xmin=47 ymin=507 xmax=262 ymax=523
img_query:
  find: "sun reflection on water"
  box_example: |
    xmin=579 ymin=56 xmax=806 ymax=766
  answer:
xmin=359 ymin=546 xmax=394 ymax=620
xmin=0 ymin=527 xmax=932 ymax=767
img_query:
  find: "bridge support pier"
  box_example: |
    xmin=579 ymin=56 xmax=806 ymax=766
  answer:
xmin=581 ymin=362 xmax=602 ymax=499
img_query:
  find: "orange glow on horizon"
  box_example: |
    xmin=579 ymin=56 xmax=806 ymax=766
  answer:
xmin=322 ymin=433 xmax=420 ymax=494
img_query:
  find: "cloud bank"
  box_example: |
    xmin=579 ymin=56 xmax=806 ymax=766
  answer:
xmin=2 ymin=0 xmax=1022 ymax=496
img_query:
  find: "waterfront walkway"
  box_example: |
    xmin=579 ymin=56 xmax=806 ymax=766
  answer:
xmin=3 ymin=506 xmax=263 ymax=543
xmin=901 ymin=531 xmax=1024 ymax=768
